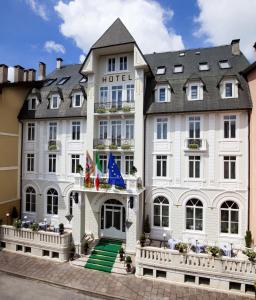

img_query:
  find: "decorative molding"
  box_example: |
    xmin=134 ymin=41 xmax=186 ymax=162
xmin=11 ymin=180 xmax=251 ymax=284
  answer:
xmin=0 ymin=132 xmax=19 ymax=137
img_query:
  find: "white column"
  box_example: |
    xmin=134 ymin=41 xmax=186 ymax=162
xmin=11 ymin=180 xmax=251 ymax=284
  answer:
xmin=72 ymin=192 xmax=84 ymax=253
xmin=174 ymin=115 xmax=181 ymax=184
xmin=125 ymin=194 xmax=139 ymax=253
xmin=208 ymin=113 xmax=215 ymax=185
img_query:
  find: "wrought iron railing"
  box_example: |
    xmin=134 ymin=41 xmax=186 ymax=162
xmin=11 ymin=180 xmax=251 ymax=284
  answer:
xmin=94 ymin=101 xmax=135 ymax=113
xmin=93 ymin=138 xmax=134 ymax=150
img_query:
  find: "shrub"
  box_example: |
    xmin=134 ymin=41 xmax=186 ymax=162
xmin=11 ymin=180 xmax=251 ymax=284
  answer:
xmin=130 ymin=166 xmax=137 ymax=175
xmin=175 ymin=242 xmax=188 ymax=253
xmin=121 ymin=144 xmax=131 ymax=150
xmin=122 ymin=106 xmax=131 ymax=112
xmin=207 ymin=246 xmax=221 ymax=257
xmin=126 ymin=256 xmax=132 ymax=264
xmin=48 ymin=144 xmax=57 ymax=151
xmin=99 ymin=183 xmax=111 ymax=189
xmin=109 ymin=107 xmax=118 ymax=113
xmin=109 ymin=144 xmax=118 ymax=150
xmin=29 ymin=223 xmax=39 ymax=231
xmin=13 ymin=219 xmax=22 ymax=229
xmin=188 ymin=143 xmax=199 ymax=149
xmin=95 ymin=144 xmax=105 ymax=150
xmin=245 ymin=230 xmax=252 ymax=248
xmin=243 ymin=249 xmax=256 ymax=262
xmin=96 ymin=107 xmax=106 ymax=113
xmin=76 ymin=164 xmax=83 ymax=173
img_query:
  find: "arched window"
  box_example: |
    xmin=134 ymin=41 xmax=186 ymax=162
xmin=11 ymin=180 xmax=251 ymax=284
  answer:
xmin=47 ymin=188 xmax=58 ymax=215
xmin=220 ymin=201 xmax=239 ymax=234
xmin=25 ymin=187 xmax=36 ymax=212
xmin=186 ymin=198 xmax=203 ymax=231
xmin=153 ymin=196 xmax=169 ymax=227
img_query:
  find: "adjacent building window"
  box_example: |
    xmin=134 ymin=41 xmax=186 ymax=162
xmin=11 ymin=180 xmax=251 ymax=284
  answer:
xmin=125 ymin=119 xmax=134 ymax=140
xmin=50 ymin=95 xmax=59 ymax=109
xmin=112 ymin=86 xmax=122 ymax=107
xmin=25 ymin=187 xmax=36 ymax=212
xmin=159 ymin=88 xmax=166 ymax=102
xmin=99 ymin=154 xmax=108 ymax=174
xmin=72 ymin=121 xmax=81 ymax=140
xmin=224 ymin=156 xmax=236 ymax=179
xmin=199 ymin=62 xmax=209 ymax=71
xmin=120 ymin=56 xmax=127 ymax=71
xmin=99 ymin=120 xmax=108 ymax=139
xmin=156 ymin=118 xmax=168 ymax=139
xmin=27 ymin=154 xmax=34 ymax=172
xmin=190 ymin=85 xmax=199 ymax=100
xmin=108 ymin=58 xmax=115 ymax=72
xmin=71 ymin=154 xmax=80 ymax=173
xmin=47 ymin=188 xmax=58 ymax=215
xmin=100 ymin=87 xmax=108 ymax=104
xmin=224 ymin=115 xmax=236 ymax=138
xmin=156 ymin=155 xmax=167 ymax=177
xmin=28 ymin=98 xmax=37 ymax=110
xmin=225 ymin=82 xmax=233 ymax=98
xmin=219 ymin=60 xmax=231 ymax=69
xmin=48 ymin=154 xmax=56 ymax=173
xmin=49 ymin=122 xmax=57 ymax=141
xmin=125 ymin=155 xmax=134 ymax=175
xmin=27 ymin=123 xmax=35 ymax=141
xmin=156 ymin=66 xmax=166 ymax=75
xmin=153 ymin=196 xmax=169 ymax=227
xmin=186 ymin=199 xmax=203 ymax=231
xmin=220 ymin=201 xmax=239 ymax=234
xmin=173 ymin=64 xmax=183 ymax=73
xmin=126 ymin=84 xmax=134 ymax=102
xmin=57 ymin=77 xmax=70 ymax=85
xmin=189 ymin=156 xmax=200 ymax=178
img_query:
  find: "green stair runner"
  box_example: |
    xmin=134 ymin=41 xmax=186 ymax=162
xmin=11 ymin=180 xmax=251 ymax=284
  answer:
xmin=84 ymin=239 xmax=122 ymax=273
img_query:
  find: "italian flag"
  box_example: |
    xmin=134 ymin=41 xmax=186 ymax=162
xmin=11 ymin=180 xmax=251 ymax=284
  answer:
xmin=95 ymin=153 xmax=103 ymax=191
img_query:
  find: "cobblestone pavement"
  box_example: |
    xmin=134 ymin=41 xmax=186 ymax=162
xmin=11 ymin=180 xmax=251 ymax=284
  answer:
xmin=0 ymin=251 xmax=251 ymax=300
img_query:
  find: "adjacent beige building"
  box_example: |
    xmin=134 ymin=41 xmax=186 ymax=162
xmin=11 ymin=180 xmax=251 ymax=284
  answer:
xmin=0 ymin=64 xmax=41 ymax=224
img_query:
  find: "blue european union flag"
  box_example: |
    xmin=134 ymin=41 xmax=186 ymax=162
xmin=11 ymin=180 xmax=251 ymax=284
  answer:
xmin=108 ymin=153 xmax=126 ymax=188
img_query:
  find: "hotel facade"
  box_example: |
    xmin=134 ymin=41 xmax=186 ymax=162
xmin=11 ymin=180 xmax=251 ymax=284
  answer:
xmin=17 ymin=19 xmax=252 ymax=253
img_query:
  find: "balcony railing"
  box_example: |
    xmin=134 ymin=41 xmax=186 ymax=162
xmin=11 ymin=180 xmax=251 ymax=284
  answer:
xmin=93 ymin=138 xmax=134 ymax=150
xmin=184 ymin=138 xmax=207 ymax=151
xmin=94 ymin=101 xmax=135 ymax=113
xmin=48 ymin=140 xmax=61 ymax=152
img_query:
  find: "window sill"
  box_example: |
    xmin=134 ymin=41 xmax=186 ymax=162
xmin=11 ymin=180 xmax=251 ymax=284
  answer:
xmin=187 ymin=98 xmax=203 ymax=101
xmin=104 ymin=70 xmax=129 ymax=75
xmin=184 ymin=178 xmax=206 ymax=183
xmin=183 ymin=231 xmax=206 ymax=236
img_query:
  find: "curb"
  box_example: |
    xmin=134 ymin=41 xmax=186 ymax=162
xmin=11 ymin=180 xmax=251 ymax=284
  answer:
xmin=0 ymin=268 xmax=129 ymax=300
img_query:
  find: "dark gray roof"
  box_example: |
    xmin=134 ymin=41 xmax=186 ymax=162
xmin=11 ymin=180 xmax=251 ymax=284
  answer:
xmin=92 ymin=18 xmax=135 ymax=49
xmin=242 ymin=61 xmax=256 ymax=76
xmin=19 ymin=64 xmax=87 ymax=120
xmin=144 ymin=45 xmax=252 ymax=114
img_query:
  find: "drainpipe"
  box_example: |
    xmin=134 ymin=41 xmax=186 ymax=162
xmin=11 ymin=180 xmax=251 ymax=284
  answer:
xmin=248 ymin=110 xmax=251 ymax=232
xmin=19 ymin=121 xmax=24 ymax=219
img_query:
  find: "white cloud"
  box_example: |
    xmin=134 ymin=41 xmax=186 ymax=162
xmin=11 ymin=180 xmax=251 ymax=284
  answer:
xmin=8 ymin=67 xmax=14 ymax=83
xmin=25 ymin=0 xmax=49 ymax=21
xmin=194 ymin=0 xmax=256 ymax=60
xmin=54 ymin=0 xmax=184 ymax=54
xmin=44 ymin=40 xmax=66 ymax=54
xmin=79 ymin=54 xmax=86 ymax=63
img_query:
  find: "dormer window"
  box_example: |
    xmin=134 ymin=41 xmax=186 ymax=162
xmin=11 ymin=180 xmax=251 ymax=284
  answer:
xmin=50 ymin=95 xmax=59 ymax=109
xmin=57 ymin=77 xmax=70 ymax=85
xmin=79 ymin=76 xmax=87 ymax=83
xmin=220 ymin=78 xmax=238 ymax=99
xmin=219 ymin=60 xmax=231 ymax=69
xmin=187 ymin=82 xmax=203 ymax=101
xmin=108 ymin=58 xmax=115 ymax=72
xmin=72 ymin=93 xmax=83 ymax=107
xmin=199 ymin=62 xmax=209 ymax=71
xmin=44 ymin=79 xmax=56 ymax=87
xmin=28 ymin=97 xmax=37 ymax=110
xmin=173 ymin=64 xmax=183 ymax=73
xmin=156 ymin=66 xmax=166 ymax=75
xmin=155 ymin=84 xmax=170 ymax=102
xmin=120 ymin=56 xmax=127 ymax=71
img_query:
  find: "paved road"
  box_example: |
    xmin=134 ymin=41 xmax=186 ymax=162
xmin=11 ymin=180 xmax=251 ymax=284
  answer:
xmin=0 ymin=272 xmax=100 ymax=300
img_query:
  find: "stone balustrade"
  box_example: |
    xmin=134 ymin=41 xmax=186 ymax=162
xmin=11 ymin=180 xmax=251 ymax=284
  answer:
xmin=0 ymin=225 xmax=72 ymax=262
xmin=136 ymin=246 xmax=256 ymax=294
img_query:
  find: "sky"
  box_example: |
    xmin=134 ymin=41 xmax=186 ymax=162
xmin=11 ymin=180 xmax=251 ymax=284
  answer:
xmin=0 ymin=0 xmax=255 ymax=78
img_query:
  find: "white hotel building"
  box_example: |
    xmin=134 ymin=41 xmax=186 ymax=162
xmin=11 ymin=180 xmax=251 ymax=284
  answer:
xmin=18 ymin=19 xmax=251 ymax=254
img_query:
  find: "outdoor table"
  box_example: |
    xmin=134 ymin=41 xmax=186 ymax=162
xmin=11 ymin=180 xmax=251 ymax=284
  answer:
xmin=168 ymin=238 xmax=181 ymax=250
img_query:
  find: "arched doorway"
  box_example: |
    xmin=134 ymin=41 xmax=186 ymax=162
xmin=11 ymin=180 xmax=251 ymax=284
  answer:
xmin=100 ymin=199 xmax=126 ymax=240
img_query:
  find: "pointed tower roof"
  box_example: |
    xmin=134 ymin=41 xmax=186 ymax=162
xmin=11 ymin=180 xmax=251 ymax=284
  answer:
xmin=92 ymin=18 xmax=135 ymax=49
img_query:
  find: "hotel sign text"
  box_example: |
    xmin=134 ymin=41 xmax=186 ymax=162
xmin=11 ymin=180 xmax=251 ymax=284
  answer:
xmin=102 ymin=73 xmax=133 ymax=83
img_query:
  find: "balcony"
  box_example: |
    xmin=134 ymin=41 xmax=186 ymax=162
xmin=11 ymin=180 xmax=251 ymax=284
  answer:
xmin=184 ymin=138 xmax=207 ymax=152
xmin=48 ymin=140 xmax=61 ymax=152
xmin=0 ymin=225 xmax=71 ymax=262
xmin=93 ymin=138 xmax=134 ymax=151
xmin=136 ymin=246 xmax=256 ymax=293
xmin=94 ymin=101 xmax=135 ymax=114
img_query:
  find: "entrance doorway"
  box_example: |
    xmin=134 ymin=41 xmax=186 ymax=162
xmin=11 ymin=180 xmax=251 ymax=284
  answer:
xmin=100 ymin=199 xmax=126 ymax=240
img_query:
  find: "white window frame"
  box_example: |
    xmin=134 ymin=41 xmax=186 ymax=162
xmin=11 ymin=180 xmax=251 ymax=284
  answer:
xmin=220 ymin=201 xmax=239 ymax=235
xmin=221 ymin=79 xmax=238 ymax=99
xmin=72 ymin=93 xmax=83 ymax=108
xmin=156 ymin=155 xmax=167 ymax=177
xmin=50 ymin=94 xmax=60 ymax=109
xmin=71 ymin=154 xmax=80 ymax=174
xmin=224 ymin=115 xmax=236 ymax=139
xmin=188 ymin=156 xmax=201 ymax=179
xmin=25 ymin=187 xmax=36 ymax=213
xmin=223 ymin=156 xmax=236 ymax=180
xmin=155 ymin=84 xmax=170 ymax=102
xmin=49 ymin=122 xmax=57 ymax=141
xmin=125 ymin=155 xmax=134 ymax=175
xmin=156 ymin=117 xmax=168 ymax=140
xmin=28 ymin=97 xmax=38 ymax=110
xmin=26 ymin=153 xmax=35 ymax=172
xmin=99 ymin=120 xmax=108 ymax=140
xmin=27 ymin=122 xmax=35 ymax=141
xmin=48 ymin=154 xmax=57 ymax=173
xmin=99 ymin=154 xmax=108 ymax=174
xmin=152 ymin=196 xmax=170 ymax=229
xmin=120 ymin=56 xmax=128 ymax=71
xmin=46 ymin=188 xmax=58 ymax=216
xmin=126 ymin=84 xmax=134 ymax=102
xmin=99 ymin=86 xmax=109 ymax=104
xmin=107 ymin=57 xmax=116 ymax=73
xmin=185 ymin=198 xmax=204 ymax=232
xmin=125 ymin=119 xmax=134 ymax=140
xmin=187 ymin=82 xmax=203 ymax=101
xmin=72 ymin=121 xmax=81 ymax=141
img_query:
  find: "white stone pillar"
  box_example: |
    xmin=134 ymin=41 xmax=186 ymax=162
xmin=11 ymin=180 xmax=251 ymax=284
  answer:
xmin=125 ymin=194 xmax=139 ymax=253
xmin=72 ymin=192 xmax=84 ymax=254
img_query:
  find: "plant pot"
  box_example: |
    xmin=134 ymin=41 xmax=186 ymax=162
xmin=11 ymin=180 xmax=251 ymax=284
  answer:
xmin=126 ymin=263 xmax=132 ymax=272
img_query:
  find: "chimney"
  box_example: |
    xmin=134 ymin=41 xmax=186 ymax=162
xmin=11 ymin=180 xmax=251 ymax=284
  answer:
xmin=23 ymin=70 xmax=29 ymax=82
xmin=39 ymin=62 xmax=46 ymax=80
xmin=56 ymin=58 xmax=63 ymax=69
xmin=231 ymin=39 xmax=240 ymax=55
xmin=28 ymin=69 xmax=36 ymax=81
xmin=0 ymin=64 xmax=8 ymax=83
xmin=14 ymin=65 xmax=24 ymax=82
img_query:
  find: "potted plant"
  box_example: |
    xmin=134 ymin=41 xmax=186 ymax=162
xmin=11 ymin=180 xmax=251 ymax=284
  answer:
xmin=29 ymin=223 xmax=39 ymax=232
xmin=140 ymin=233 xmax=146 ymax=247
xmin=245 ymin=230 xmax=252 ymax=248
xmin=109 ymin=144 xmax=118 ymax=150
xmin=143 ymin=215 xmax=151 ymax=240
xmin=188 ymin=143 xmax=199 ymax=150
xmin=95 ymin=144 xmax=106 ymax=150
xmin=130 ymin=166 xmax=137 ymax=176
xmin=96 ymin=107 xmax=106 ymax=113
xmin=175 ymin=242 xmax=188 ymax=253
xmin=13 ymin=219 xmax=22 ymax=229
xmin=126 ymin=256 xmax=132 ymax=272
xmin=99 ymin=183 xmax=111 ymax=189
xmin=121 ymin=144 xmax=131 ymax=150
xmin=109 ymin=107 xmax=118 ymax=113
xmin=243 ymin=249 xmax=256 ymax=262
xmin=207 ymin=246 xmax=221 ymax=257
xmin=119 ymin=247 xmax=125 ymax=261
xmin=122 ymin=106 xmax=131 ymax=112
xmin=76 ymin=164 xmax=83 ymax=174
xmin=59 ymin=223 xmax=64 ymax=235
